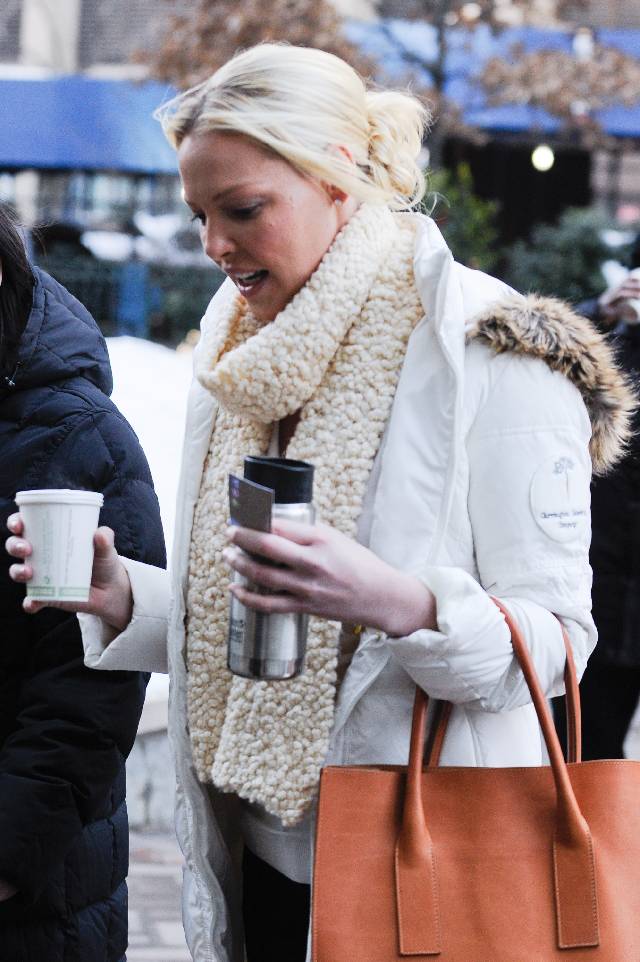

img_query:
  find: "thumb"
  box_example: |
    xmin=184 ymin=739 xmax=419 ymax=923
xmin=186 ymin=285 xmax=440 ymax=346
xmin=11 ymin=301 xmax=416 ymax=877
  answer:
xmin=93 ymin=526 xmax=116 ymax=555
xmin=22 ymin=527 xmax=116 ymax=616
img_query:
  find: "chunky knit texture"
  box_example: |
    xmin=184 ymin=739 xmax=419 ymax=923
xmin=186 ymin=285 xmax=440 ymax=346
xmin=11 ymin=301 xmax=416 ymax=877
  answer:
xmin=186 ymin=204 xmax=424 ymax=825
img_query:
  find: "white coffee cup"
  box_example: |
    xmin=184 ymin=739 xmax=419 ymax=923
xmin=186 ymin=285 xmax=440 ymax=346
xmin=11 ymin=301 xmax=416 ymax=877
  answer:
xmin=15 ymin=489 xmax=104 ymax=602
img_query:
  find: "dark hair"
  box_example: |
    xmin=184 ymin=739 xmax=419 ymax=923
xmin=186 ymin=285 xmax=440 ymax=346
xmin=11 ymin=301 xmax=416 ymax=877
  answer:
xmin=0 ymin=205 xmax=34 ymax=382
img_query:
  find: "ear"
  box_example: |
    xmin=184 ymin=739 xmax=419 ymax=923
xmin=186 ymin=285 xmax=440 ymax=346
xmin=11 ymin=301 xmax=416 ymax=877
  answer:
xmin=326 ymin=185 xmax=349 ymax=206
xmin=323 ymin=144 xmax=356 ymax=205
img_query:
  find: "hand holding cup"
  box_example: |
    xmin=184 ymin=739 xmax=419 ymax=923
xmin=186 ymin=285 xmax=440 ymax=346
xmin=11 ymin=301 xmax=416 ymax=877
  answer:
xmin=6 ymin=512 xmax=133 ymax=631
xmin=598 ymin=270 xmax=640 ymax=325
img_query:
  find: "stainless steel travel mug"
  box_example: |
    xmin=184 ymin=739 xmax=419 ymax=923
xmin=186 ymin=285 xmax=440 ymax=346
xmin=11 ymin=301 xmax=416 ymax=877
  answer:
xmin=227 ymin=456 xmax=315 ymax=680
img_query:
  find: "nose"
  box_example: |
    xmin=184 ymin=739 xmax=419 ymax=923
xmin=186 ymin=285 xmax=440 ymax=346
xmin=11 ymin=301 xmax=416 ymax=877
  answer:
xmin=202 ymin=220 xmax=235 ymax=266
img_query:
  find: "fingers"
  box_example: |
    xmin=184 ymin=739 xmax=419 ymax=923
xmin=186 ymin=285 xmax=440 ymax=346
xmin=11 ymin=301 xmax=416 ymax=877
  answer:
xmin=229 ymin=581 xmax=305 ymax=615
xmin=270 ymin=518 xmax=321 ymax=545
xmin=5 ymin=517 xmax=31 ymax=589
xmin=5 ymin=535 xmax=32 ymax=561
xmin=6 ymin=513 xmax=24 ymax=536
xmin=227 ymin=525 xmax=312 ymax=568
xmin=6 ymin=535 xmax=32 ymax=586
xmin=23 ymin=597 xmax=47 ymax=615
xmin=23 ymin=596 xmax=92 ymax=616
xmin=9 ymin=562 xmax=33 ymax=583
xmin=223 ymin=546 xmax=309 ymax=595
xmin=609 ymin=280 xmax=640 ymax=303
xmin=6 ymin=524 xmax=113 ymax=558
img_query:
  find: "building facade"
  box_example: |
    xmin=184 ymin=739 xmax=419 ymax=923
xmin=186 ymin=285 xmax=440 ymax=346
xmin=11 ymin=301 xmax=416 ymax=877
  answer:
xmin=0 ymin=0 xmax=190 ymax=74
xmin=0 ymin=0 xmax=187 ymax=225
xmin=0 ymin=1 xmax=21 ymax=63
xmin=77 ymin=0 xmax=183 ymax=75
xmin=583 ymin=0 xmax=640 ymax=28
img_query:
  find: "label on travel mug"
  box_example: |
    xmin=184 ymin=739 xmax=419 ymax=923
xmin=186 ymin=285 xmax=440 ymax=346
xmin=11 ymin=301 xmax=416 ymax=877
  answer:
xmin=228 ymin=475 xmax=273 ymax=532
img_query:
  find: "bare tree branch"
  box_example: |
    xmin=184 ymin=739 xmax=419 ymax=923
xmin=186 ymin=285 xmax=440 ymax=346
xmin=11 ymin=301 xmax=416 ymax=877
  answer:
xmin=135 ymin=0 xmax=375 ymax=89
xmin=137 ymin=0 xmax=634 ymax=154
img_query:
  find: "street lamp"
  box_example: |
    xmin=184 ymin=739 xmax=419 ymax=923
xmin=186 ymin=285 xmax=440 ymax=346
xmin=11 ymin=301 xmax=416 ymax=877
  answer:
xmin=531 ymin=144 xmax=555 ymax=172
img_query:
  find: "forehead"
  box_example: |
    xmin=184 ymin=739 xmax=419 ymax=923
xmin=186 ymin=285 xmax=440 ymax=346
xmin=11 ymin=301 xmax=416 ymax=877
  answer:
xmin=178 ymin=130 xmax=295 ymax=200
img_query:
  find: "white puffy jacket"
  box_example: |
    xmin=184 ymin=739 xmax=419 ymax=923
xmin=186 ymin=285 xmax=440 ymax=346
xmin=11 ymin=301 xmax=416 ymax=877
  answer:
xmin=81 ymin=216 xmax=633 ymax=962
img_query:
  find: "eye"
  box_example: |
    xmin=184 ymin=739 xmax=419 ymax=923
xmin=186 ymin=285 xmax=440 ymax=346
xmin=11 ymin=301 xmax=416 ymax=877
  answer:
xmin=228 ymin=203 xmax=262 ymax=221
xmin=190 ymin=211 xmax=206 ymax=226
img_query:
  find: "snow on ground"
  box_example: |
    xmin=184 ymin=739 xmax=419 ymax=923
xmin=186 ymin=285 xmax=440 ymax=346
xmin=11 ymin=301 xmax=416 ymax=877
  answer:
xmin=107 ymin=335 xmax=194 ymax=704
xmin=106 ymin=336 xmax=193 ymax=557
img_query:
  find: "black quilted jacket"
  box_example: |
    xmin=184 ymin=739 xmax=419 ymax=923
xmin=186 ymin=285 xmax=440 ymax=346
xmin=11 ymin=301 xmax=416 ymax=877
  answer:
xmin=0 ymin=268 xmax=166 ymax=961
xmin=577 ymin=298 xmax=640 ymax=667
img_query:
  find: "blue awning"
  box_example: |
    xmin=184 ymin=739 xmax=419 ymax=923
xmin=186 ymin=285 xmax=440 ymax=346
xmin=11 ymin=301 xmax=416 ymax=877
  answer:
xmin=1 ymin=23 xmax=638 ymax=175
xmin=346 ymin=20 xmax=640 ymax=138
xmin=0 ymin=75 xmax=178 ymax=173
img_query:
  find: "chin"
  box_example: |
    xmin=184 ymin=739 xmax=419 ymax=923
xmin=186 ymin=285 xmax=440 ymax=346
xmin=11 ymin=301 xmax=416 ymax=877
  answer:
xmin=254 ymin=298 xmax=287 ymax=324
xmin=252 ymin=307 xmax=277 ymax=325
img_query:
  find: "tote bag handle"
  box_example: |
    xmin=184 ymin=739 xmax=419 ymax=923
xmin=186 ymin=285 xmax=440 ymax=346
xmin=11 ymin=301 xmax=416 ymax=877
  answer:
xmin=425 ymin=616 xmax=581 ymax=767
xmin=395 ymin=599 xmax=598 ymax=956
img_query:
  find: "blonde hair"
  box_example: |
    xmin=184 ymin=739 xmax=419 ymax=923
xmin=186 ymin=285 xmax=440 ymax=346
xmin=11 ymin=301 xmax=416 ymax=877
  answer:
xmin=155 ymin=43 xmax=429 ymax=211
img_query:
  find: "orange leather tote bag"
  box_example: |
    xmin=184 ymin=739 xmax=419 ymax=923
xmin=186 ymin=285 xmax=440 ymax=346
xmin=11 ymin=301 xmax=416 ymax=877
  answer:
xmin=312 ymin=600 xmax=640 ymax=961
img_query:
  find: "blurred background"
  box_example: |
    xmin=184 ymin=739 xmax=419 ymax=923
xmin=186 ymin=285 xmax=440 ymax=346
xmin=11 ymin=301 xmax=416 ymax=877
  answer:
xmin=2 ymin=2 xmax=639 ymax=957
xmin=2 ymin=0 xmax=640 ymax=343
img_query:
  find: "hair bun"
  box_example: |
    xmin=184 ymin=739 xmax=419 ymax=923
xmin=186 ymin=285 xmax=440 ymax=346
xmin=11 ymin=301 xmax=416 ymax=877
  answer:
xmin=365 ymin=90 xmax=430 ymax=208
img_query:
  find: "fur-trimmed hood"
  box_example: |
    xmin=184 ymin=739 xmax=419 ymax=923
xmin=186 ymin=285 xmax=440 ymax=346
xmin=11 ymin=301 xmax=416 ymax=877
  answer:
xmin=467 ymin=294 xmax=637 ymax=476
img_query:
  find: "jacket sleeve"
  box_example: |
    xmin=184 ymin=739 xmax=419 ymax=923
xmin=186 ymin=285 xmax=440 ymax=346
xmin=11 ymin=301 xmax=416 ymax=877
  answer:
xmin=0 ymin=407 xmax=166 ymax=897
xmin=79 ymin=556 xmax=170 ymax=673
xmin=76 ymin=404 xmax=171 ymax=672
xmin=575 ymin=298 xmax=601 ymax=324
xmin=387 ymin=348 xmax=596 ymax=711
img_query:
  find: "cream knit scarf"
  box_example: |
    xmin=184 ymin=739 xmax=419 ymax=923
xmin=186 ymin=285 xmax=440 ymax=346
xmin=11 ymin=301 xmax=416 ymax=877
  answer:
xmin=186 ymin=203 xmax=423 ymax=825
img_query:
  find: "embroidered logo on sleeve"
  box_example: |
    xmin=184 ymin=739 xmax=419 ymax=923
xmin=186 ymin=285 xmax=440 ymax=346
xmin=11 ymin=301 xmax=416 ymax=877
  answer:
xmin=529 ymin=454 xmax=590 ymax=543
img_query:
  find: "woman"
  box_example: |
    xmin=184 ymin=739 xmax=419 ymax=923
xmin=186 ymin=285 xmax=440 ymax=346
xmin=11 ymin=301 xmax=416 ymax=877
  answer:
xmin=0 ymin=205 xmax=165 ymax=962
xmin=6 ymin=44 xmax=634 ymax=962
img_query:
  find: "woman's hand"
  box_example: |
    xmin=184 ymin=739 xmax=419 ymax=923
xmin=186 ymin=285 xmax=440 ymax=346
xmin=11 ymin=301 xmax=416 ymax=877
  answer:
xmin=5 ymin=514 xmax=134 ymax=632
xmin=223 ymin=519 xmax=436 ymax=637
xmin=598 ymin=274 xmax=640 ymax=325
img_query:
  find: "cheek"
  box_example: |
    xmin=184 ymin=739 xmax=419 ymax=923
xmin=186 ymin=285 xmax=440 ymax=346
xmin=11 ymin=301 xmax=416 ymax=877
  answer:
xmin=247 ymin=220 xmax=283 ymax=263
xmin=254 ymin=194 xmax=334 ymax=286
xmin=280 ymin=211 xmax=329 ymax=270
xmin=290 ymin=223 xmax=334 ymax=281
xmin=253 ymin=220 xmax=299 ymax=276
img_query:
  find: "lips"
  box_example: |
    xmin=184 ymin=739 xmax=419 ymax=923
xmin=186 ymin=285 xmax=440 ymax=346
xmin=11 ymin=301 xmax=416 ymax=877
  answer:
xmin=229 ymin=269 xmax=269 ymax=297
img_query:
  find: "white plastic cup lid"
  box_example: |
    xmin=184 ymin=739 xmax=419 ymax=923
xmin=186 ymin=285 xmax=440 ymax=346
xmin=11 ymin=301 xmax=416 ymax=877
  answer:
xmin=15 ymin=489 xmax=104 ymax=507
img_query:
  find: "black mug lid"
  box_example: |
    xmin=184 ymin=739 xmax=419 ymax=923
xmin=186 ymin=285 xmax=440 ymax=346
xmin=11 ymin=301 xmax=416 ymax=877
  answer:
xmin=243 ymin=456 xmax=314 ymax=504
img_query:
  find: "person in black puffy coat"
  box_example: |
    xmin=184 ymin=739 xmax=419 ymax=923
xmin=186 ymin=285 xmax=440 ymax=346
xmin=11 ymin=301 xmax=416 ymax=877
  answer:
xmin=573 ymin=250 xmax=640 ymax=759
xmin=0 ymin=205 xmax=166 ymax=961
xmin=553 ymin=241 xmax=640 ymax=760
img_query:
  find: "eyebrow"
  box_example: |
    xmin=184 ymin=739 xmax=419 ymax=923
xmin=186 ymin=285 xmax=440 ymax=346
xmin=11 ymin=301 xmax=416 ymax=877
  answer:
xmin=183 ymin=184 xmax=264 ymax=209
xmin=213 ymin=184 xmax=258 ymax=201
